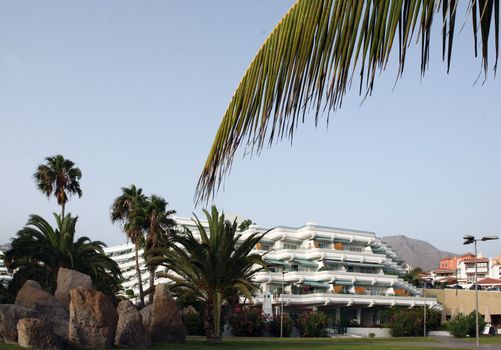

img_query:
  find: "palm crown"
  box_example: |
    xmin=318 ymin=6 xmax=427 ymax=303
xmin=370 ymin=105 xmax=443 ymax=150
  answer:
xmin=3 ymin=213 xmax=122 ymax=298
xmin=196 ymin=0 xmax=500 ymax=203
xmin=34 ymin=155 xmax=82 ymax=217
xmin=150 ymin=206 xmax=267 ymax=342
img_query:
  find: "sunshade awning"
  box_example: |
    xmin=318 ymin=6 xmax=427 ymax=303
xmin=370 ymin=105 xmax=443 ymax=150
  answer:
xmin=333 ymin=280 xmax=353 ymax=286
xmin=303 ymin=281 xmax=329 ymax=288
xmin=264 ymin=259 xmax=287 ymax=266
xmin=293 ymin=259 xmax=318 ymax=267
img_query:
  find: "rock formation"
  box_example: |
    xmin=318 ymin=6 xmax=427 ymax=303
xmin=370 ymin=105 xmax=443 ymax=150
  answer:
xmin=68 ymin=287 xmax=118 ymax=349
xmin=150 ymin=284 xmax=186 ymax=343
xmin=114 ymin=299 xmax=150 ymax=348
xmin=15 ymin=280 xmax=69 ymax=342
xmin=54 ymin=267 xmax=93 ymax=310
xmin=17 ymin=317 xmax=62 ymax=350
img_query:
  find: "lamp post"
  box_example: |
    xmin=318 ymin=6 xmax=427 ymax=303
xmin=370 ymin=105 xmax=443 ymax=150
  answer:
xmin=280 ymin=270 xmax=285 ymax=338
xmin=463 ymin=235 xmax=499 ymax=348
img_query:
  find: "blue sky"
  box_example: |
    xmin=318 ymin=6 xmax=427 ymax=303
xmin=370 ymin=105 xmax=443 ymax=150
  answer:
xmin=1 ymin=1 xmax=500 ymax=260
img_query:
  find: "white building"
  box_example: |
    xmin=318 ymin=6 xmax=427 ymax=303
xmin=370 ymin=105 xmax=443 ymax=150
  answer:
xmin=105 ymin=219 xmax=437 ymax=326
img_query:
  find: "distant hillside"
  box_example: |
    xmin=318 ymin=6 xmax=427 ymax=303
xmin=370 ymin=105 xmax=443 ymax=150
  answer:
xmin=381 ymin=235 xmax=457 ymax=271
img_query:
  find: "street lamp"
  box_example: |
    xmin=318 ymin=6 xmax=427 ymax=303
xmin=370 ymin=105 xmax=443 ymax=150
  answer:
xmin=280 ymin=270 xmax=285 ymax=338
xmin=463 ymin=234 xmax=499 ymax=348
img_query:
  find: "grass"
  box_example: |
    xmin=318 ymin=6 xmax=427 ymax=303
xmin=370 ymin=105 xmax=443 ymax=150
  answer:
xmin=145 ymin=336 xmax=459 ymax=350
xmin=463 ymin=335 xmax=501 ymax=344
xmin=1 ymin=336 xmax=470 ymax=350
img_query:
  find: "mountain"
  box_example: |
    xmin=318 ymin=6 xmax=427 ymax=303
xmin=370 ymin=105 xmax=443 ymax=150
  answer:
xmin=381 ymin=235 xmax=457 ymax=271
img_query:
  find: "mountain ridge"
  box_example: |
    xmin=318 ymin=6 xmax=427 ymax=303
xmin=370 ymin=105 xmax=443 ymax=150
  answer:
xmin=381 ymin=235 xmax=457 ymax=271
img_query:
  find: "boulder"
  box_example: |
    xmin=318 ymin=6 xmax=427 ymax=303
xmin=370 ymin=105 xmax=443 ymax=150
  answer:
xmin=0 ymin=304 xmax=40 ymax=343
xmin=150 ymin=284 xmax=186 ymax=343
xmin=114 ymin=300 xmax=150 ymax=348
xmin=17 ymin=318 xmax=62 ymax=350
xmin=15 ymin=280 xmax=69 ymax=342
xmin=139 ymin=304 xmax=153 ymax=331
xmin=54 ymin=268 xmax=92 ymax=310
xmin=68 ymin=287 xmax=118 ymax=349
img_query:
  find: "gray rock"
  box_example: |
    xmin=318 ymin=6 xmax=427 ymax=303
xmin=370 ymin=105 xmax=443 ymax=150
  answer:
xmin=139 ymin=304 xmax=153 ymax=331
xmin=114 ymin=300 xmax=150 ymax=348
xmin=68 ymin=287 xmax=118 ymax=349
xmin=17 ymin=318 xmax=62 ymax=350
xmin=0 ymin=304 xmax=39 ymax=344
xmin=150 ymin=284 xmax=186 ymax=343
xmin=15 ymin=280 xmax=69 ymax=342
xmin=54 ymin=268 xmax=92 ymax=310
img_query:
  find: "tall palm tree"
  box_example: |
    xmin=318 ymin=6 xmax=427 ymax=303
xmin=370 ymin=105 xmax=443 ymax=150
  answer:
xmin=110 ymin=185 xmax=148 ymax=307
xmin=34 ymin=155 xmax=82 ymax=217
xmin=143 ymin=195 xmax=177 ymax=303
xmin=150 ymin=206 xmax=267 ymax=344
xmin=3 ymin=214 xmax=122 ymax=298
xmin=196 ymin=1 xmax=500 ymax=203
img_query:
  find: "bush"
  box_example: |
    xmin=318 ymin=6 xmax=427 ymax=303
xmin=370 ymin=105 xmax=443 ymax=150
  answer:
xmin=368 ymin=332 xmax=376 ymax=338
xmin=267 ymin=313 xmax=294 ymax=337
xmin=447 ymin=312 xmax=486 ymax=338
xmin=183 ymin=312 xmax=204 ymax=336
xmin=228 ymin=307 xmax=267 ymax=336
xmin=296 ymin=311 xmax=327 ymax=337
xmin=387 ymin=307 xmax=441 ymax=337
xmin=447 ymin=314 xmax=471 ymax=338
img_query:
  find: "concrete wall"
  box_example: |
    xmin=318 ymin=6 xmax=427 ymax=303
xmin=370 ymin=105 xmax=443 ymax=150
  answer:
xmin=425 ymin=289 xmax=501 ymax=318
xmin=346 ymin=327 xmax=391 ymax=337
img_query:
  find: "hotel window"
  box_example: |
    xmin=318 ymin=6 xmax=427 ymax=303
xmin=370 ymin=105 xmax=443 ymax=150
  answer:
xmin=283 ymin=243 xmax=298 ymax=250
xmin=318 ymin=242 xmax=331 ymax=249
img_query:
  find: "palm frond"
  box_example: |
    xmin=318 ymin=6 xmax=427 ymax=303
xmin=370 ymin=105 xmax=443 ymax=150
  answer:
xmin=196 ymin=0 xmax=499 ymax=203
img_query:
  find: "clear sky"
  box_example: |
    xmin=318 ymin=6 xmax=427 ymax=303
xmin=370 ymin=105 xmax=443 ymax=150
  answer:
xmin=1 ymin=1 xmax=500 ymax=260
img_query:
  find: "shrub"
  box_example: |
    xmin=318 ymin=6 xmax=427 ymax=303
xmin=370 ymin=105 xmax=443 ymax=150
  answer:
xmin=368 ymin=332 xmax=376 ymax=338
xmin=296 ymin=311 xmax=327 ymax=337
xmin=267 ymin=313 xmax=294 ymax=337
xmin=447 ymin=312 xmax=486 ymax=338
xmin=183 ymin=312 xmax=204 ymax=336
xmin=228 ymin=307 xmax=267 ymax=336
xmin=447 ymin=314 xmax=471 ymax=338
xmin=387 ymin=307 xmax=441 ymax=337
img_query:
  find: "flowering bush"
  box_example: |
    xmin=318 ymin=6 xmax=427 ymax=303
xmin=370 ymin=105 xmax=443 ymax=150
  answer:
xmin=266 ymin=313 xmax=294 ymax=337
xmin=296 ymin=311 xmax=327 ymax=337
xmin=228 ymin=307 xmax=267 ymax=336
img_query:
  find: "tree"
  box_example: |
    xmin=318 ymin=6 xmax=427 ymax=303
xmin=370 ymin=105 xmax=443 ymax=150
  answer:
xmin=238 ymin=219 xmax=253 ymax=232
xmin=3 ymin=214 xmax=122 ymax=298
xmin=150 ymin=206 xmax=267 ymax=343
xmin=404 ymin=267 xmax=424 ymax=287
xmin=143 ymin=195 xmax=177 ymax=303
xmin=196 ymin=1 xmax=500 ymax=202
xmin=34 ymin=155 xmax=82 ymax=217
xmin=110 ymin=185 xmax=148 ymax=307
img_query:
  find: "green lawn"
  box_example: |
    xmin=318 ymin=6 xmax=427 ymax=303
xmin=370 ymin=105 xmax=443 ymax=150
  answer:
xmin=1 ymin=336 xmax=469 ymax=350
xmin=145 ymin=336 xmax=460 ymax=350
xmin=463 ymin=335 xmax=501 ymax=344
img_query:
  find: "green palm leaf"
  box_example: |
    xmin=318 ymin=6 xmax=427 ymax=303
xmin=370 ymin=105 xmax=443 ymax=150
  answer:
xmin=196 ymin=0 xmax=499 ymax=203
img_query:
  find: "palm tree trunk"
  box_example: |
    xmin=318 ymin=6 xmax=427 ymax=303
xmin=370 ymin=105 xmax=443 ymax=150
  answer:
xmin=148 ymin=265 xmax=155 ymax=304
xmin=61 ymin=202 xmax=65 ymax=218
xmin=134 ymin=242 xmax=145 ymax=308
xmin=204 ymin=294 xmax=222 ymax=344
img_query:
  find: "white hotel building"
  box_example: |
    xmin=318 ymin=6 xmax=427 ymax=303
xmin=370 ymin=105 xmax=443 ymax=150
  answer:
xmin=105 ymin=218 xmax=437 ymax=327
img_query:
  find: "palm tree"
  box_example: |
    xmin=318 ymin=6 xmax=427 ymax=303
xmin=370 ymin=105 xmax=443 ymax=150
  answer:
xmin=143 ymin=195 xmax=177 ymax=303
xmin=196 ymin=1 xmax=500 ymax=202
xmin=3 ymin=214 xmax=122 ymax=298
xmin=150 ymin=206 xmax=267 ymax=344
xmin=110 ymin=185 xmax=148 ymax=307
xmin=34 ymin=155 xmax=82 ymax=217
